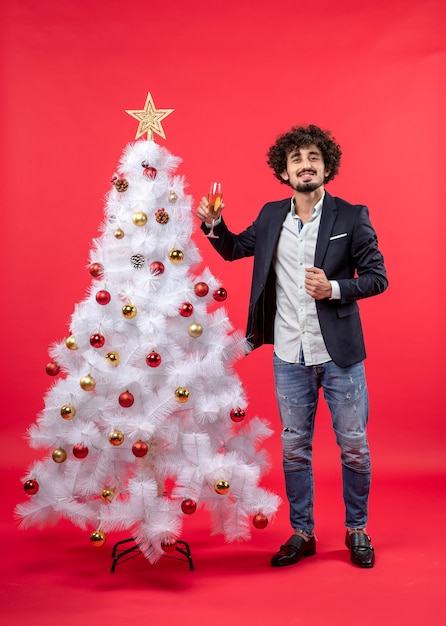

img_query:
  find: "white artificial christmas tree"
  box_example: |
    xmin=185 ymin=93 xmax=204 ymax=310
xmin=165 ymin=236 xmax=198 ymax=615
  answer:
xmin=16 ymin=93 xmax=280 ymax=565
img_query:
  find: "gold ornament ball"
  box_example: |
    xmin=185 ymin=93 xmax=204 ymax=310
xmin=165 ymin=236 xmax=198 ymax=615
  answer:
xmin=132 ymin=211 xmax=147 ymax=226
xmin=105 ymin=352 xmax=120 ymax=367
xmin=175 ymin=387 xmax=190 ymax=403
xmin=80 ymin=374 xmax=96 ymax=391
xmin=60 ymin=404 xmax=76 ymax=420
xmin=122 ymin=304 xmax=137 ymax=319
xmin=65 ymin=335 xmax=78 ymax=350
xmin=188 ymin=322 xmax=203 ymax=338
xmin=101 ymin=487 xmax=115 ymax=503
xmin=169 ymin=190 xmax=178 ymax=202
xmin=90 ymin=530 xmax=106 ymax=548
xmin=52 ymin=448 xmax=67 ymax=463
xmin=168 ymin=249 xmax=184 ymax=264
xmin=108 ymin=429 xmax=125 ymax=446
xmin=214 ymin=479 xmax=230 ymax=495
xmin=114 ymin=228 xmax=125 ymax=239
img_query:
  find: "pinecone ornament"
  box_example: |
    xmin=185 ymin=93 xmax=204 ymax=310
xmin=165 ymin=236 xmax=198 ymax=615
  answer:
xmin=113 ymin=178 xmax=129 ymax=192
xmin=155 ymin=209 xmax=169 ymax=224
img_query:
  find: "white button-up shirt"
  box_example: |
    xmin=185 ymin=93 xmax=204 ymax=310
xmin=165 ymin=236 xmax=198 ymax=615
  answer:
xmin=273 ymin=194 xmax=333 ymax=365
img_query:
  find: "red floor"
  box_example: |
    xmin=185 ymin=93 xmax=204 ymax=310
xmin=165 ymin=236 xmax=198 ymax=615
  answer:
xmin=3 ymin=463 xmax=445 ymax=626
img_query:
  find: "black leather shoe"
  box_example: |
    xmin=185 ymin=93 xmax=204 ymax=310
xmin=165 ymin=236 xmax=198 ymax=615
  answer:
xmin=271 ymin=534 xmax=316 ymax=567
xmin=345 ymin=531 xmax=375 ymax=568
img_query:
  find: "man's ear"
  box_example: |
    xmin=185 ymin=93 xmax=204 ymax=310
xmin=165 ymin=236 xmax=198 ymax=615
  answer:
xmin=280 ymin=170 xmax=289 ymax=181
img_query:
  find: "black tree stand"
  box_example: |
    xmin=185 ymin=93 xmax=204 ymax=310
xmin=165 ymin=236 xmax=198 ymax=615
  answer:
xmin=111 ymin=537 xmax=194 ymax=573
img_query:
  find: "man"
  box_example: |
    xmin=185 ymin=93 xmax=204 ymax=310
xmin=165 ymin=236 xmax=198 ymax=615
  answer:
xmin=196 ymin=125 xmax=388 ymax=568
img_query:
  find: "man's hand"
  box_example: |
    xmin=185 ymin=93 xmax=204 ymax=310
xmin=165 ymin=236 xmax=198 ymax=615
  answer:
xmin=196 ymin=196 xmax=224 ymax=225
xmin=305 ymin=267 xmax=332 ymax=300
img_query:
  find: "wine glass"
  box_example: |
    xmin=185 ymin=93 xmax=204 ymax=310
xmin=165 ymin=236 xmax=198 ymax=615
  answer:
xmin=205 ymin=182 xmax=223 ymax=239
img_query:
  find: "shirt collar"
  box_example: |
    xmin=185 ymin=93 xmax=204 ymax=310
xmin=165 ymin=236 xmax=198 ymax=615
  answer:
xmin=291 ymin=191 xmax=325 ymax=221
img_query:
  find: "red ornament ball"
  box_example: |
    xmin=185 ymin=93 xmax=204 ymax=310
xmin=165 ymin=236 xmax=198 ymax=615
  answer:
xmin=179 ymin=302 xmax=194 ymax=317
xmin=88 ymin=263 xmax=104 ymax=278
xmin=252 ymin=513 xmax=269 ymax=530
xmin=213 ymin=287 xmax=228 ymax=302
xmin=132 ymin=441 xmax=149 ymax=457
xmin=46 ymin=361 xmax=60 ymax=376
xmin=161 ymin=539 xmax=177 ymax=553
xmin=150 ymin=261 xmax=165 ymax=275
xmin=181 ymin=499 xmax=197 ymax=515
xmin=146 ymin=351 xmax=162 ymax=367
xmin=143 ymin=166 xmax=157 ymax=179
xmin=119 ymin=391 xmax=134 ymax=407
xmin=73 ymin=444 xmax=89 ymax=459
xmin=24 ymin=479 xmax=39 ymax=495
xmin=194 ymin=282 xmax=209 ymax=297
xmin=90 ymin=333 xmax=105 ymax=348
xmin=96 ymin=290 xmax=111 ymax=305
xmin=230 ymin=408 xmax=246 ymax=422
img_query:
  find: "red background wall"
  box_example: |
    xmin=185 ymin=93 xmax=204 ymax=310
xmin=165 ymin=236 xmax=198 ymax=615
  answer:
xmin=1 ymin=0 xmax=445 ymax=486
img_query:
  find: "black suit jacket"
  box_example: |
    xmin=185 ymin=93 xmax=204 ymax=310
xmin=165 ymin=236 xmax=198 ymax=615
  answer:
xmin=202 ymin=192 xmax=388 ymax=368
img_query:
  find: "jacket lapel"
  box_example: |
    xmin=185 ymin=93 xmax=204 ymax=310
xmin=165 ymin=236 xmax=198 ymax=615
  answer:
xmin=262 ymin=198 xmax=290 ymax=267
xmin=314 ymin=192 xmax=338 ymax=267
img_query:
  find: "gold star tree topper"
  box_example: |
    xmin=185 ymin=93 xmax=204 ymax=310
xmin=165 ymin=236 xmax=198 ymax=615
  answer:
xmin=126 ymin=92 xmax=174 ymax=140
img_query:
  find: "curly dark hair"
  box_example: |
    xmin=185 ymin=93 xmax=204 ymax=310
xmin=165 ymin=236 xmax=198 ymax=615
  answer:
xmin=266 ymin=125 xmax=342 ymax=185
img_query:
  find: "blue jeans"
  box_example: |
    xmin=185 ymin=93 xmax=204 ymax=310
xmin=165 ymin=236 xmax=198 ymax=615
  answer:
xmin=273 ymin=354 xmax=371 ymax=536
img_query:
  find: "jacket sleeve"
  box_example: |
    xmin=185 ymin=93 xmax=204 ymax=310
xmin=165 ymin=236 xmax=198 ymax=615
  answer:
xmin=337 ymin=206 xmax=388 ymax=302
xmin=200 ymin=216 xmax=257 ymax=261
